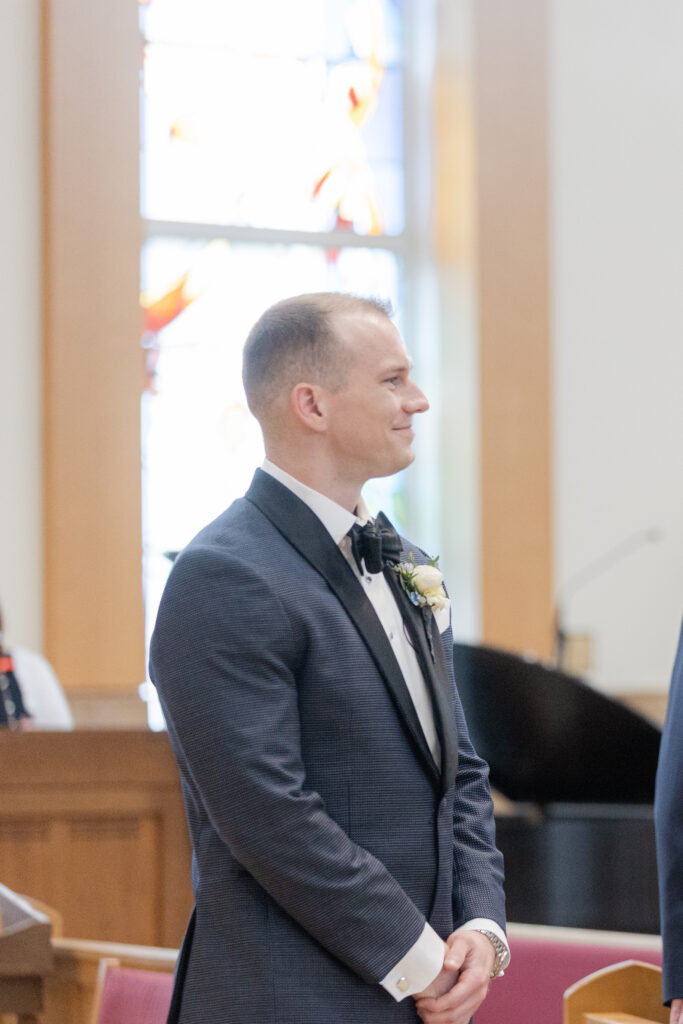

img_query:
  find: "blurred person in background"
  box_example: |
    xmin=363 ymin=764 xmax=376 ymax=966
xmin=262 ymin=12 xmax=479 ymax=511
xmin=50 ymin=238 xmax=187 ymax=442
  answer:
xmin=0 ymin=604 xmax=73 ymax=729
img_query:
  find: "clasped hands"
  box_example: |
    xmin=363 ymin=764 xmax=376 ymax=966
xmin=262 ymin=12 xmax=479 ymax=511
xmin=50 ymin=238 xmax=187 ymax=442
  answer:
xmin=413 ymin=930 xmax=496 ymax=1024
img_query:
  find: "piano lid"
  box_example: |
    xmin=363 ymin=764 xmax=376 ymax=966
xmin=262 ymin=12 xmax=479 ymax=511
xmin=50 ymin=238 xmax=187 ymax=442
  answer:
xmin=452 ymin=643 xmax=661 ymax=805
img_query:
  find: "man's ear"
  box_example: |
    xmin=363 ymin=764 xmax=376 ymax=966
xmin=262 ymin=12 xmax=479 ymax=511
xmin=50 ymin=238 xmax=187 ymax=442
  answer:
xmin=290 ymin=382 xmax=328 ymax=433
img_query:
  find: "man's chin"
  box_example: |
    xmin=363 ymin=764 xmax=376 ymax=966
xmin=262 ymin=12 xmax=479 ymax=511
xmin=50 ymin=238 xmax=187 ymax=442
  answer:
xmin=396 ymin=445 xmax=416 ymax=470
xmin=370 ymin=450 xmax=415 ymax=479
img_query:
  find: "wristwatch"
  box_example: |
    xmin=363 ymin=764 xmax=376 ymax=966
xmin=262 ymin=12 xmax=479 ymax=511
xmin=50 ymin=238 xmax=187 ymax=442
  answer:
xmin=475 ymin=928 xmax=511 ymax=979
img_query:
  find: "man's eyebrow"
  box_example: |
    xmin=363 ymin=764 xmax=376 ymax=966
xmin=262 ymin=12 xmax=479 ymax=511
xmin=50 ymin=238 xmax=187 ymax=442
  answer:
xmin=381 ymin=358 xmax=413 ymax=375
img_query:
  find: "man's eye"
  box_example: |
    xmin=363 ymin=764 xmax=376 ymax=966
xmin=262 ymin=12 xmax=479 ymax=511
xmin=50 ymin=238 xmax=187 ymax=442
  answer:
xmin=385 ymin=376 xmax=400 ymax=386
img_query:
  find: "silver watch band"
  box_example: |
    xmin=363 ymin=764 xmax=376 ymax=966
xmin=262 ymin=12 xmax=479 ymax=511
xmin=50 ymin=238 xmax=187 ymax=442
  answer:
xmin=474 ymin=928 xmax=511 ymax=979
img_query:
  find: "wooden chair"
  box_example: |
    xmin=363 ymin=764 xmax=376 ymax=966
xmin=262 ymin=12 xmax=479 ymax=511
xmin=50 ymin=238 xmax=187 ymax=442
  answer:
xmin=563 ymin=960 xmax=667 ymax=1024
xmin=89 ymin=957 xmax=174 ymax=1024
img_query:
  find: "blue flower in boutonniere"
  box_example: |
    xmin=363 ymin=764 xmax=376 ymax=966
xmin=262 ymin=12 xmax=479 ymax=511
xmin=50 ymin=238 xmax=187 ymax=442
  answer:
xmin=394 ymin=554 xmax=448 ymax=611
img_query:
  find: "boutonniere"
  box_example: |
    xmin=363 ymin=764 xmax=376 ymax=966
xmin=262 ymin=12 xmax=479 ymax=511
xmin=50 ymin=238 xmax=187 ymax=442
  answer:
xmin=393 ymin=554 xmax=448 ymax=610
xmin=393 ymin=555 xmax=448 ymax=661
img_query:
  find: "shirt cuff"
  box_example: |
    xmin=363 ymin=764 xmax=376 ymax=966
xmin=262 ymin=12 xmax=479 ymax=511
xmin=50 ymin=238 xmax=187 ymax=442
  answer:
xmin=380 ymin=923 xmax=446 ymax=1002
xmin=455 ymin=918 xmax=510 ymax=973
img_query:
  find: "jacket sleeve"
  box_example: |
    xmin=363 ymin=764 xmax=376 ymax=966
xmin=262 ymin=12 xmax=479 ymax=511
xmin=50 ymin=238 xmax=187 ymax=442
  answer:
xmin=655 ymin=621 xmax=683 ymax=1006
xmin=441 ymin=625 xmax=507 ymax=933
xmin=150 ymin=543 xmax=428 ymax=984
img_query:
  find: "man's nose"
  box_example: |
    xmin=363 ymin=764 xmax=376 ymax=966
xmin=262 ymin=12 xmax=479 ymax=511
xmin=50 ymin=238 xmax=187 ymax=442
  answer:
xmin=405 ymin=381 xmax=430 ymax=414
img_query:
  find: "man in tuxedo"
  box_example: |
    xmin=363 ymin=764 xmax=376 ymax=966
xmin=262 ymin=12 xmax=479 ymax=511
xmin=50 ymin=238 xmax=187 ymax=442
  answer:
xmin=655 ymin=622 xmax=683 ymax=1023
xmin=151 ymin=293 xmax=508 ymax=1024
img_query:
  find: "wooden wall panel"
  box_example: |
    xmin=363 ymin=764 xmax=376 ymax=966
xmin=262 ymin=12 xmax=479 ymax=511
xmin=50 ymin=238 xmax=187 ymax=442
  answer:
xmin=61 ymin=813 xmax=160 ymax=946
xmin=474 ymin=0 xmax=553 ymax=658
xmin=42 ymin=0 xmax=144 ymax=690
xmin=0 ymin=731 xmax=192 ymax=948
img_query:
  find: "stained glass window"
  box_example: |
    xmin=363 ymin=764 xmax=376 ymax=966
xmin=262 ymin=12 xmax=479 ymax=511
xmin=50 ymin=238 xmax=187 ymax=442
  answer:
xmin=140 ymin=0 xmax=404 ymax=235
xmin=139 ymin=0 xmax=410 ymax=727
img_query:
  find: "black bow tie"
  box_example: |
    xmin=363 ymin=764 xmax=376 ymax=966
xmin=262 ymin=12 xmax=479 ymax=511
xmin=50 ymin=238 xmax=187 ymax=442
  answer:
xmin=348 ymin=512 xmax=402 ymax=574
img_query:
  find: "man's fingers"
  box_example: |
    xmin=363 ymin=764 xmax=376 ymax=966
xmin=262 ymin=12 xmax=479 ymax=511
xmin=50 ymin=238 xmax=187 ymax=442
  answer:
xmin=415 ymin=930 xmax=496 ymax=1020
xmin=417 ymin=1010 xmax=470 ymax=1024
xmin=442 ymin=934 xmax=469 ymax=971
xmin=671 ymin=998 xmax=683 ymax=1024
xmin=415 ymin=967 xmax=489 ymax=1024
xmin=416 ymin=988 xmax=483 ymax=1024
xmin=415 ymin=978 xmax=486 ymax=1013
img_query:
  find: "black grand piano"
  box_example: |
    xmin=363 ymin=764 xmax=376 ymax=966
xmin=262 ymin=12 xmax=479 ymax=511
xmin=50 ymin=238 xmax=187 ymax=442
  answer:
xmin=452 ymin=642 xmax=662 ymax=933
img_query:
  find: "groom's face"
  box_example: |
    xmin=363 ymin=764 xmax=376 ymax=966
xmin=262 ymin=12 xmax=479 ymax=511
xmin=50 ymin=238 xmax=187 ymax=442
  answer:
xmin=322 ymin=311 xmax=429 ymax=483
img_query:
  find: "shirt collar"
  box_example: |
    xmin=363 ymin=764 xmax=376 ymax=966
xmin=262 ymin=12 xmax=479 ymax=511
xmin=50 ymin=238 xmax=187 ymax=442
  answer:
xmin=261 ymin=459 xmax=371 ymax=544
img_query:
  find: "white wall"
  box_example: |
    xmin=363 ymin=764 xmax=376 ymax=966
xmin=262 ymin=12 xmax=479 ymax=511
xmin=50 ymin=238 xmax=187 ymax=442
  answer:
xmin=0 ymin=0 xmax=43 ymax=650
xmin=551 ymin=0 xmax=683 ymax=692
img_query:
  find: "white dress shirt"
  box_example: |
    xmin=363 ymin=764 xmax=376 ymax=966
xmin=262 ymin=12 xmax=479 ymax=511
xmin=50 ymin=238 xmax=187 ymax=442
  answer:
xmin=261 ymin=460 xmax=508 ymax=999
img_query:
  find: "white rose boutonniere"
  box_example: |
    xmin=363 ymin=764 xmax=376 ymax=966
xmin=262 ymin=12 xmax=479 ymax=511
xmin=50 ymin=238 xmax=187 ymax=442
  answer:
xmin=394 ymin=554 xmax=448 ymax=609
xmin=393 ymin=555 xmax=449 ymax=659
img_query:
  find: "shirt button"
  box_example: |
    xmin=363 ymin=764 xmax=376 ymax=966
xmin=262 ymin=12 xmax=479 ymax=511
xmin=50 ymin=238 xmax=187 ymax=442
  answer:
xmin=397 ymin=977 xmax=410 ymax=992
xmin=389 ymin=631 xmax=394 ymax=640
xmin=366 ymin=575 xmax=372 ymax=583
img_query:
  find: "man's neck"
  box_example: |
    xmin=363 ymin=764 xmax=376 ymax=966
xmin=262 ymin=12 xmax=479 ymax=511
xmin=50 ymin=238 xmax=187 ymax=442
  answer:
xmin=263 ymin=453 xmax=362 ymax=514
xmin=261 ymin=459 xmax=372 ymax=543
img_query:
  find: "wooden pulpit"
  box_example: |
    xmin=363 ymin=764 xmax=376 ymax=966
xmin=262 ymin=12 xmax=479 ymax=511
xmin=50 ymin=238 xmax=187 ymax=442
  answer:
xmin=0 ymin=884 xmax=53 ymax=1023
xmin=0 ymin=729 xmax=192 ymax=948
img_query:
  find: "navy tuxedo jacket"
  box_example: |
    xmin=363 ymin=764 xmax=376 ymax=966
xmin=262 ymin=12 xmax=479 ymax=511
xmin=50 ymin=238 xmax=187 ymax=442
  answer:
xmin=151 ymin=470 xmax=506 ymax=1024
xmin=655 ymin=621 xmax=683 ymax=1006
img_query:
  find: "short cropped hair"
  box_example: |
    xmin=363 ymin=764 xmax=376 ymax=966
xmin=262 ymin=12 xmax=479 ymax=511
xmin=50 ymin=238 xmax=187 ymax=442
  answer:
xmin=242 ymin=292 xmax=392 ymax=421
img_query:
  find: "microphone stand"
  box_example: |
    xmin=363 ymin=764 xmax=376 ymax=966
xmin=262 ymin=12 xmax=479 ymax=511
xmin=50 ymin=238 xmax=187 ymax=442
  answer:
xmin=553 ymin=527 xmax=661 ymax=671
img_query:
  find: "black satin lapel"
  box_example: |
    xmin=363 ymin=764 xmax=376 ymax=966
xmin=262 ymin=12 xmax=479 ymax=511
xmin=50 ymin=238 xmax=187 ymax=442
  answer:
xmin=245 ymin=471 xmax=440 ymax=785
xmin=431 ymin=626 xmax=459 ymax=789
xmin=384 ymin=566 xmax=459 ymax=792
